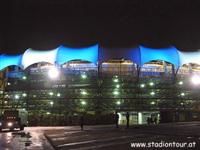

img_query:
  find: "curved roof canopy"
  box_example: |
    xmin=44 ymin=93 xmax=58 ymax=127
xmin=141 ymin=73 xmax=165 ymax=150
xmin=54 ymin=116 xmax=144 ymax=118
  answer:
xmin=99 ymin=47 xmax=140 ymax=64
xmin=22 ymin=48 xmax=58 ymax=69
xmin=57 ymin=44 xmax=98 ymax=65
xmin=178 ymin=51 xmax=200 ymax=66
xmin=0 ymin=54 xmax=22 ymax=71
xmin=138 ymin=45 xmax=180 ymax=68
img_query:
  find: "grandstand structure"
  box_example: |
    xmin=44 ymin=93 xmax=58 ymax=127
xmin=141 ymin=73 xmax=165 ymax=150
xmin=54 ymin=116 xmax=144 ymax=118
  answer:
xmin=1 ymin=44 xmax=200 ymax=125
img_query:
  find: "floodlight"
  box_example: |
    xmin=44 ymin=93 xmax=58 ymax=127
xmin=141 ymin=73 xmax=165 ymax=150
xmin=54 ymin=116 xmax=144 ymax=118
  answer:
xmin=81 ymin=91 xmax=87 ymax=95
xmin=22 ymin=76 xmax=27 ymax=80
xmin=116 ymin=84 xmax=120 ymax=88
xmin=81 ymin=101 xmax=86 ymax=105
xmin=81 ymin=74 xmax=87 ymax=79
xmin=113 ymin=91 xmax=119 ymax=95
xmin=150 ymin=91 xmax=155 ymax=96
xmin=149 ymin=82 xmax=154 ymax=86
xmin=22 ymin=93 xmax=27 ymax=97
xmin=15 ymin=94 xmax=20 ymax=99
xmin=57 ymin=93 xmax=61 ymax=97
xmin=116 ymin=101 xmax=121 ymax=105
xmin=140 ymin=84 xmax=145 ymax=88
xmin=191 ymin=75 xmax=200 ymax=85
xmin=49 ymin=92 xmax=54 ymax=96
xmin=178 ymin=81 xmax=183 ymax=85
xmin=180 ymin=92 xmax=185 ymax=96
xmin=48 ymin=67 xmax=59 ymax=79
xmin=113 ymin=79 xmax=119 ymax=83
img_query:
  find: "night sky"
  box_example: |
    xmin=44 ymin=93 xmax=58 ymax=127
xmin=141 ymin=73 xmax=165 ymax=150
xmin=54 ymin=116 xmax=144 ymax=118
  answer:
xmin=1 ymin=0 xmax=200 ymax=54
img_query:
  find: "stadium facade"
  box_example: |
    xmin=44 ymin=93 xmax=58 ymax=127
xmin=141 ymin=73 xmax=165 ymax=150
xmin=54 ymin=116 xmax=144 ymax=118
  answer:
xmin=1 ymin=44 xmax=200 ymax=125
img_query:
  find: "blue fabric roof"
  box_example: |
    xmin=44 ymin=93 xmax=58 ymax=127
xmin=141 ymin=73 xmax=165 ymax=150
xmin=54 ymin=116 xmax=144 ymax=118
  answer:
xmin=138 ymin=45 xmax=180 ymax=68
xmin=0 ymin=54 xmax=22 ymax=71
xmin=57 ymin=44 xmax=98 ymax=65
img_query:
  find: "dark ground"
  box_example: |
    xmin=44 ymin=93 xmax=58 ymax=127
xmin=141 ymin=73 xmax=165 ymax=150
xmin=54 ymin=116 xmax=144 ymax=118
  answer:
xmin=44 ymin=122 xmax=200 ymax=150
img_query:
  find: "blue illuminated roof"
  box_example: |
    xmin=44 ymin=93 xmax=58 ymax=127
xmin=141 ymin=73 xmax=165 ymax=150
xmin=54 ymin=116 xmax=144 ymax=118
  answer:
xmin=178 ymin=50 xmax=200 ymax=66
xmin=22 ymin=48 xmax=58 ymax=69
xmin=0 ymin=54 xmax=22 ymax=71
xmin=1 ymin=44 xmax=199 ymax=71
xmin=138 ymin=45 xmax=180 ymax=68
xmin=57 ymin=44 xmax=98 ymax=65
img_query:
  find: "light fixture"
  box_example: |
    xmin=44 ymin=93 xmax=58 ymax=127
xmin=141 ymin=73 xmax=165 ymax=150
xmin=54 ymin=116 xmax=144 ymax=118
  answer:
xmin=149 ymin=82 xmax=154 ymax=86
xmin=15 ymin=94 xmax=20 ymax=99
xmin=150 ymin=101 xmax=155 ymax=105
xmin=180 ymin=92 xmax=185 ymax=96
xmin=48 ymin=67 xmax=59 ymax=79
xmin=46 ymin=112 xmax=51 ymax=115
xmin=113 ymin=79 xmax=119 ymax=83
xmin=178 ymin=81 xmax=183 ymax=85
xmin=57 ymin=93 xmax=61 ymax=97
xmin=116 ymin=84 xmax=120 ymax=88
xmin=81 ymin=101 xmax=86 ymax=105
xmin=116 ymin=101 xmax=121 ymax=105
xmin=49 ymin=92 xmax=54 ymax=96
xmin=22 ymin=93 xmax=27 ymax=97
xmin=191 ymin=75 xmax=200 ymax=85
xmin=50 ymin=101 xmax=54 ymax=105
xmin=81 ymin=74 xmax=87 ymax=79
xmin=8 ymin=122 xmax=13 ymax=127
xmin=22 ymin=76 xmax=27 ymax=80
xmin=150 ymin=91 xmax=155 ymax=96
xmin=81 ymin=91 xmax=87 ymax=95
xmin=140 ymin=84 xmax=145 ymax=88
xmin=113 ymin=91 xmax=119 ymax=95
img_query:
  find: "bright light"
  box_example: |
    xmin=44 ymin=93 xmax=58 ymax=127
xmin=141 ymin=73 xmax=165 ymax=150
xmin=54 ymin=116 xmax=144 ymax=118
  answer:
xmin=22 ymin=93 xmax=27 ymax=97
xmin=178 ymin=81 xmax=183 ymax=85
xmin=0 ymin=122 xmax=2 ymax=126
xmin=113 ymin=91 xmax=119 ymax=95
xmin=81 ymin=101 xmax=86 ymax=105
xmin=140 ymin=84 xmax=145 ymax=88
xmin=7 ymin=82 xmax=11 ymax=85
xmin=116 ymin=84 xmax=120 ymax=88
xmin=150 ymin=91 xmax=155 ymax=96
xmin=49 ymin=92 xmax=54 ymax=96
xmin=116 ymin=101 xmax=121 ymax=105
xmin=81 ymin=91 xmax=87 ymax=95
xmin=7 ymin=122 xmax=13 ymax=127
xmin=46 ymin=112 xmax=51 ymax=115
xmin=15 ymin=94 xmax=20 ymax=99
xmin=22 ymin=76 xmax=27 ymax=80
xmin=149 ymin=82 xmax=154 ymax=86
xmin=191 ymin=75 xmax=200 ymax=85
xmin=81 ymin=74 xmax=87 ymax=79
xmin=50 ymin=101 xmax=54 ymax=105
xmin=113 ymin=79 xmax=119 ymax=83
xmin=57 ymin=93 xmax=61 ymax=97
xmin=150 ymin=101 xmax=155 ymax=105
xmin=181 ymin=92 xmax=185 ymax=96
xmin=48 ymin=67 xmax=59 ymax=79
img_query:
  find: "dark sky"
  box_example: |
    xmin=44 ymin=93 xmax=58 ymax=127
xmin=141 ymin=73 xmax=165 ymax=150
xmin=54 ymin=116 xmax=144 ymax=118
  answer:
xmin=1 ymin=0 xmax=200 ymax=54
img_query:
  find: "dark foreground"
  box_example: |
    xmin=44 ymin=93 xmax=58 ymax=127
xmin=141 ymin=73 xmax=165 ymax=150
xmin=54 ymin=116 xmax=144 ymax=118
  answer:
xmin=0 ymin=122 xmax=200 ymax=150
xmin=45 ymin=122 xmax=200 ymax=150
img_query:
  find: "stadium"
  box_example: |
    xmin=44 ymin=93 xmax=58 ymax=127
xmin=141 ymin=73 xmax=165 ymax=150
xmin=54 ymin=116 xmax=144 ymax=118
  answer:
xmin=1 ymin=44 xmax=200 ymax=126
